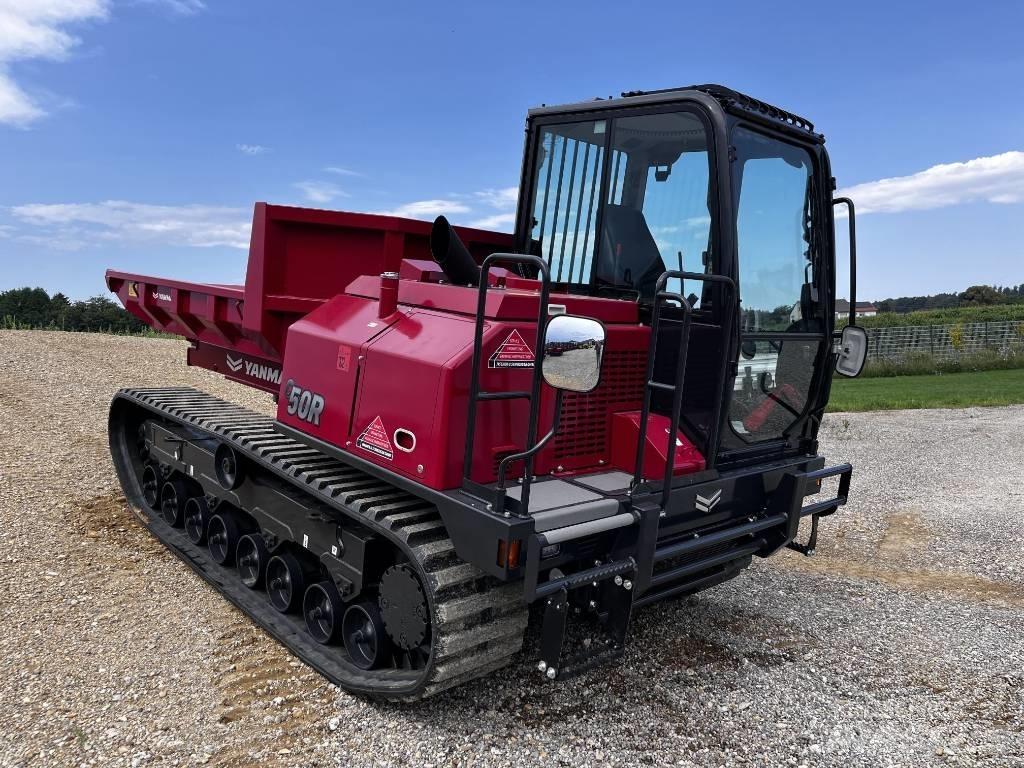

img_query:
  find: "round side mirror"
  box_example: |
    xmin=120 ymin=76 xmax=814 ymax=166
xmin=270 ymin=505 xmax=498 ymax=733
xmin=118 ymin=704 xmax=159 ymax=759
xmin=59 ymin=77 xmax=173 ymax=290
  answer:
xmin=541 ymin=315 xmax=605 ymax=393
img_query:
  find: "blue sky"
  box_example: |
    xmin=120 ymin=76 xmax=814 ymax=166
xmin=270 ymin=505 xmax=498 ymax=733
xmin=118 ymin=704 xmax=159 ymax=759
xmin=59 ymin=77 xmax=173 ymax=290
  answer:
xmin=0 ymin=0 xmax=1021 ymax=301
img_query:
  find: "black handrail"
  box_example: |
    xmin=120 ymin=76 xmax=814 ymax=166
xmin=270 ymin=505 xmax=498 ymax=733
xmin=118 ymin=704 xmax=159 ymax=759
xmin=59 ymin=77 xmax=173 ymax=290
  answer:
xmin=633 ymin=270 xmax=737 ymax=510
xmin=832 ymin=197 xmax=857 ymax=328
xmin=462 ymin=254 xmax=551 ymax=516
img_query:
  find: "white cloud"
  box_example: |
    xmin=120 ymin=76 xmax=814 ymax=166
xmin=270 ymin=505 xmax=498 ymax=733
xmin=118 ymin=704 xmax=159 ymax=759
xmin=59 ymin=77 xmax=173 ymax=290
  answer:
xmin=376 ymin=199 xmax=472 ymax=220
xmin=139 ymin=0 xmax=206 ymax=14
xmin=469 ymin=212 xmax=515 ymax=231
xmin=293 ymin=180 xmax=346 ymax=204
xmin=838 ymin=151 xmax=1024 ymax=215
xmin=10 ymin=200 xmax=251 ymax=249
xmin=324 ymin=166 xmax=363 ymax=177
xmin=236 ymin=143 xmax=269 ymax=155
xmin=0 ymin=0 xmax=110 ymax=126
xmin=475 ymin=186 xmax=519 ymax=209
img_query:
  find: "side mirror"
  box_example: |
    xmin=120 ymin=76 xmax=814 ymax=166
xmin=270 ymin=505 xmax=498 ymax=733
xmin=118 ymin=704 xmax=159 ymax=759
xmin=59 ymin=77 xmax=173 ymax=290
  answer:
xmin=541 ymin=315 xmax=605 ymax=393
xmin=835 ymin=325 xmax=868 ymax=378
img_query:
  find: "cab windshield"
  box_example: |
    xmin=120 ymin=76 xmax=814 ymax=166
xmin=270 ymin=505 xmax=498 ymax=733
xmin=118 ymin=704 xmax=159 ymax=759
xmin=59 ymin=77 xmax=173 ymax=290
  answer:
xmin=526 ymin=110 xmax=713 ymax=302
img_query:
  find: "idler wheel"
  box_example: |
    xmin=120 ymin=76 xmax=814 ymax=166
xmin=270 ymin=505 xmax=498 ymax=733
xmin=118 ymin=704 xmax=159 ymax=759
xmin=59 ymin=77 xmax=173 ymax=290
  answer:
xmin=160 ymin=477 xmax=192 ymax=527
xmin=379 ymin=565 xmax=429 ymax=651
xmin=236 ymin=533 xmax=269 ymax=589
xmin=183 ymin=496 xmax=211 ymax=545
xmin=342 ymin=601 xmax=388 ymax=669
xmin=207 ymin=512 xmax=243 ymax=566
xmin=214 ymin=443 xmax=245 ymax=491
xmin=141 ymin=464 xmax=161 ymax=511
xmin=303 ymin=581 xmax=345 ymax=645
xmin=266 ymin=552 xmax=308 ymax=614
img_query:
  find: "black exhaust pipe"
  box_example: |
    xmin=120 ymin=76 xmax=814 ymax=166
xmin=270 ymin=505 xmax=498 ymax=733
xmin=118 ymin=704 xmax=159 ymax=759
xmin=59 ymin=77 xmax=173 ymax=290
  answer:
xmin=430 ymin=216 xmax=481 ymax=287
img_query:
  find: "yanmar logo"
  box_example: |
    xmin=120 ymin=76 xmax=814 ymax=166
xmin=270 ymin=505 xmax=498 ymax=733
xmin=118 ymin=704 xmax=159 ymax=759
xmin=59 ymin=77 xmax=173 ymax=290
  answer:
xmin=225 ymin=354 xmax=281 ymax=385
xmin=695 ymin=489 xmax=722 ymax=513
xmin=151 ymin=290 xmax=172 ymax=302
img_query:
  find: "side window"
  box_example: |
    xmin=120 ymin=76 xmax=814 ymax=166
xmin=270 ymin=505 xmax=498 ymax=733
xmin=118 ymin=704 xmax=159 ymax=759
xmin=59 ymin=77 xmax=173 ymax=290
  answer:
xmin=529 ymin=121 xmax=607 ymax=284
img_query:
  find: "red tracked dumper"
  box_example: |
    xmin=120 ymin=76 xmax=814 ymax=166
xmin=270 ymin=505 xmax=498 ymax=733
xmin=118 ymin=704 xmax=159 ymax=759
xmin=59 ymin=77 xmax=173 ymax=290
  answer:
xmin=107 ymin=85 xmax=867 ymax=700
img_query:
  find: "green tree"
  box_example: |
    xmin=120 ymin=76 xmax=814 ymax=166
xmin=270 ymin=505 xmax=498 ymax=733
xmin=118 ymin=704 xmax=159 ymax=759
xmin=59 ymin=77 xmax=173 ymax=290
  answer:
xmin=0 ymin=287 xmax=54 ymax=326
xmin=959 ymin=285 xmax=1004 ymax=306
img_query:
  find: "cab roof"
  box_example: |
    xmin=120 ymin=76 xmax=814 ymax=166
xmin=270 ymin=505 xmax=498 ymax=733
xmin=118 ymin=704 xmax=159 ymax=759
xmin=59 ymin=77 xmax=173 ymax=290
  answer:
xmin=528 ymin=83 xmax=824 ymax=144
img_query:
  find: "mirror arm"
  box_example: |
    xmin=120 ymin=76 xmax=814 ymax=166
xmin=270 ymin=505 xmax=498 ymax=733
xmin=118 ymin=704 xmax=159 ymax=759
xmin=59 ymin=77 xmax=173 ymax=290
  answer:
xmin=832 ymin=197 xmax=856 ymax=327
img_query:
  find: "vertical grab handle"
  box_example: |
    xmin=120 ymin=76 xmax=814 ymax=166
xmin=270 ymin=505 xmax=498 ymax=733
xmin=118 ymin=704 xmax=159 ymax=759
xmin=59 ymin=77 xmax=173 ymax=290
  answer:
xmin=832 ymin=197 xmax=857 ymax=329
xmin=463 ymin=254 xmax=551 ymax=515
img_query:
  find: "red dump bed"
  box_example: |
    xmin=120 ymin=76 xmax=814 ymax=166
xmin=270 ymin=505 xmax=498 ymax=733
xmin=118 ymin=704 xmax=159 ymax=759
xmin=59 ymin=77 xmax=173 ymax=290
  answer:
xmin=106 ymin=203 xmax=514 ymax=363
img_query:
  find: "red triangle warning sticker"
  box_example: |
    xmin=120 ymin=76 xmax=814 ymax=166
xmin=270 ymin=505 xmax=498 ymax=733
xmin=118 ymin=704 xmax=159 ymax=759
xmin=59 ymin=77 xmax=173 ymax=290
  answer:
xmin=356 ymin=415 xmax=394 ymax=460
xmin=488 ymin=329 xmax=535 ymax=369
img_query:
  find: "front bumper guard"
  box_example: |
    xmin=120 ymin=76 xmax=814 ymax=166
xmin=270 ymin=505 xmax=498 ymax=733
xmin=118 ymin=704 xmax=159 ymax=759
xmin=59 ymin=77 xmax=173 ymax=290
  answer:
xmin=525 ymin=462 xmax=853 ymax=680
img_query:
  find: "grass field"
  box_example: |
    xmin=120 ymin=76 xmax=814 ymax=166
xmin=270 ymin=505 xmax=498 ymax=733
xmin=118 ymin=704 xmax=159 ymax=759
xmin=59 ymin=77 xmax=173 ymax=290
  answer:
xmin=827 ymin=368 xmax=1024 ymax=412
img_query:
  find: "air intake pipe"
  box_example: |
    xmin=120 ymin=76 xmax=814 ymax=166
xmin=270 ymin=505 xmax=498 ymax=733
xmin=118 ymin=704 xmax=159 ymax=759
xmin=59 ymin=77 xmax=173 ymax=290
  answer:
xmin=430 ymin=216 xmax=481 ymax=287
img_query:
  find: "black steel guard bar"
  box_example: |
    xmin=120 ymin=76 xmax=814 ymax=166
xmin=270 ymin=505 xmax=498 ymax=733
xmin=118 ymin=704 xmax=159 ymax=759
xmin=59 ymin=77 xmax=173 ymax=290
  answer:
xmin=633 ymin=270 xmax=737 ymax=510
xmin=462 ymin=253 xmax=551 ymax=517
xmin=521 ymin=461 xmax=852 ymax=602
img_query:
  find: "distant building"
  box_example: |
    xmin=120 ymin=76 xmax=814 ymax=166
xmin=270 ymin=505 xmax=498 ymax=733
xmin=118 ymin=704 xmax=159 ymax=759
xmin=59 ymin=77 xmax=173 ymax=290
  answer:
xmin=835 ymin=299 xmax=878 ymax=318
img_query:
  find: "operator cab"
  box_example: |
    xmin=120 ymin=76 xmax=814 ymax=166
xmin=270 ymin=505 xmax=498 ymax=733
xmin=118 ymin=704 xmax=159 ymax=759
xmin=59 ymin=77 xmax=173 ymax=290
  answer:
xmin=514 ymin=85 xmax=838 ymax=470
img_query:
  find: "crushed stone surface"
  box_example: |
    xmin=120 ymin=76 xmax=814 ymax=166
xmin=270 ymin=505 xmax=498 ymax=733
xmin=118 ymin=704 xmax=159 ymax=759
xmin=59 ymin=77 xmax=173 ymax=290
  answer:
xmin=0 ymin=330 xmax=1021 ymax=767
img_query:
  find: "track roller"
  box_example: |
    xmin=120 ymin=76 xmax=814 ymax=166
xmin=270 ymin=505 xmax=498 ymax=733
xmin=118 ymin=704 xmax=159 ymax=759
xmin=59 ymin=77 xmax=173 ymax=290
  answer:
xmin=342 ymin=601 xmax=388 ymax=670
xmin=141 ymin=464 xmax=161 ymax=511
xmin=207 ymin=511 xmax=244 ymax=566
xmin=183 ymin=496 xmax=211 ymax=545
xmin=303 ymin=581 xmax=345 ymax=645
xmin=214 ymin=443 xmax=245 ymax=490
xmin=160 ymin=477 xmax=192 ymax=527
xmin=266 ymin=552 xmax=309 ymax=614
xmin=237 ymin=533 xmax=269 ymax=589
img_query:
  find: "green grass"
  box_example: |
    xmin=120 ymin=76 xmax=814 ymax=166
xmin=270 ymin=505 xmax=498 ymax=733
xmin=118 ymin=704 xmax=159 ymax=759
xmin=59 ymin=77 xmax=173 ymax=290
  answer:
xmin=827 ymin=368 xmax=1024 ymax=412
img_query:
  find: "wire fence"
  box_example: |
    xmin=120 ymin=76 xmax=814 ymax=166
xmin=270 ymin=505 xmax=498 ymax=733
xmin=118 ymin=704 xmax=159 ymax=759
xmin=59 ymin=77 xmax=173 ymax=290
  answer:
xmin=866 ymin=320 xmax=1024 ymax=362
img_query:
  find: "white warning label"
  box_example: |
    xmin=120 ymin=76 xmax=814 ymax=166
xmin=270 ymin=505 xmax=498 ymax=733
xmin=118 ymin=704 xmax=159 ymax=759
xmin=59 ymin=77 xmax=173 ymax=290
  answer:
xmin=355 ymin=415 xmax=394 ymax=460
xmin=488 ymin=329 xmax=535 ymax=369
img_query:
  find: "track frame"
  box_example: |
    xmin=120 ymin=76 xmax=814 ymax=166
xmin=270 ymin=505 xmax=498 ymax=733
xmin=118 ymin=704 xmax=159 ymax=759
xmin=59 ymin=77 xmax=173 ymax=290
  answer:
xmin=109 ymin=387 xmax=528 ymax=701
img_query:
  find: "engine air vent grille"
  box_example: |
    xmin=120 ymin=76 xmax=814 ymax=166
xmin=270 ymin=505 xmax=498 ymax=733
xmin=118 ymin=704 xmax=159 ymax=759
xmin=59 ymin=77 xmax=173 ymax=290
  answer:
xmin=554 ymin=349 xmax=646 ymax=465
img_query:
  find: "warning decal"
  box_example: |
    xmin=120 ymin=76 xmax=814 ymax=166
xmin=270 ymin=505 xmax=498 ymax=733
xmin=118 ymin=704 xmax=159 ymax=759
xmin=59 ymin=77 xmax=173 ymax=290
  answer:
xmin=488 ymin=330 xmax=535 ymax=369
xmin=356 ymin=415 xmax=394 ymax=460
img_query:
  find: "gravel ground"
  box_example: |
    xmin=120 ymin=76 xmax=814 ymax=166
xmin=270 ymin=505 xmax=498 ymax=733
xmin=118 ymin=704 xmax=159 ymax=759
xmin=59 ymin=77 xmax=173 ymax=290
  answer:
xmin=1 ymin=329 xmax=1021 ymax=768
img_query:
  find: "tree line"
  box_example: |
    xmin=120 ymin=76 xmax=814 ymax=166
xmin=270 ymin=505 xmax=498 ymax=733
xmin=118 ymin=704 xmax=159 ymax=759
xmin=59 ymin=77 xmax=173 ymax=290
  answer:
xmin=876 ymin=284 xmax=1024 ymax=314
xmin=0 ymin=287 xmax=148 ymax=333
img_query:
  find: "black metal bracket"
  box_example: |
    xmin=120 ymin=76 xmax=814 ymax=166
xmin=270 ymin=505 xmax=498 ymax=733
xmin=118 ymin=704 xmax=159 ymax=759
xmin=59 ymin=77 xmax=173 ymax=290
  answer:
xmin=767 ymin=463 xmax=853 ymax=556
xmin=536 ymin=563 xmax=636 ymax=682
xmin=786 ymin=513 xmax=819 ymax=556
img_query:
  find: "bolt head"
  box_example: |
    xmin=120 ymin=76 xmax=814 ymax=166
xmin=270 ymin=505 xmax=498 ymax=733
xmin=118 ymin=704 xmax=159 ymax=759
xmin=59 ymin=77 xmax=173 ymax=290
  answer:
xmin=588 ymin=600 xmax=597 ymax=609
xmin=537 ymin=660 xmax=547 ymax=673
xmin=546 ymin=667 xmax=557 ymax=680
xmin=623 ymin=579 xmax=633 ymax=591
xmin=614 ymin=575 xmax=623 ymax=586
xmin=416 ymin=464 xmax=424 ymax=474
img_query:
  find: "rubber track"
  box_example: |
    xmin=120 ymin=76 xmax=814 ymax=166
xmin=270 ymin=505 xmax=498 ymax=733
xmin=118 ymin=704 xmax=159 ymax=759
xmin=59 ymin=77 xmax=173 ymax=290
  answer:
xmin=111 ymin=387 xmax=528 ymax=701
